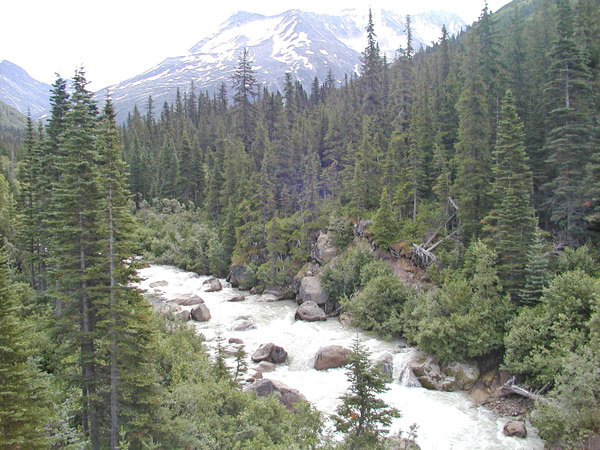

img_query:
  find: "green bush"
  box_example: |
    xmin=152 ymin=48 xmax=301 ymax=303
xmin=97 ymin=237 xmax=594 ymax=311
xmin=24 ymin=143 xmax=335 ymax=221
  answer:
xmin=320 ymin=242 xmax=373 ymax=302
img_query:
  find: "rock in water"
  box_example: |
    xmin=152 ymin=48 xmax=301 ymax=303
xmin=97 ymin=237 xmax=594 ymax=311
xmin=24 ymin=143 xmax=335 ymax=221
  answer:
xmin=251 ymin=343 xmax=288 ymax=364
xmin=227 ymin=294 xmax=246 ymax=302
xmin=228 ymin=264 xmax=256 ymax=290
xmin=149 ymin=280 xmax=168 ymax=288
xmin=244 ymin=379 xmax=306 ymax=410
xmin=295 ymin=301 xmax=327 ymax=322
xmin=203 ymin=277 xmax=222 ymax=292
xmin=229 ymin=319 xmax=256 ymax=331
xmin=257 ymin=293 xmax=279 ymax=302
xmin=168 ymin=293 xmax=205 ymax=306
xmin=314 ymin=345 xmax=351 ymax=370
xmin=298 ymin=277 xmax=328 ymax=305
xmin=503 ymin=420 xmax=527 ymax=438
xmin=190 ymin=304 xmax=211 ymax=322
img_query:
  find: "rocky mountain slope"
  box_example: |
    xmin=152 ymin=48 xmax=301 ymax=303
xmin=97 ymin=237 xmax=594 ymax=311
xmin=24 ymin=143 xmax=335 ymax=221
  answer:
xmin=0 ymin=60 xmax=51 ymax=119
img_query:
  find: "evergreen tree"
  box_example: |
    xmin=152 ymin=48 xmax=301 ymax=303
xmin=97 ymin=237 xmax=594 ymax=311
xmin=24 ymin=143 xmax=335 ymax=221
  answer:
xmin=47 ymin=68 xmax=104 ymax=448
xmin=452 ymin=32 xmax=493 ymax=241
xmin=231 ymin=48 xmax=258 ymax=146
xmin=483 ymin=90 xmax=536 ymax=296
xmin=333 ymin=335 xmax=400 ymax=450
xmin=371 ymin=187 xmax=398 ymax=250
xmin=361 ymin=8 xmax=383 ymax=115
xmin=0 ymin=247 xmax=48 ymax=449
xmin=519 ymin=228 xmax=550 ymax=305
xmin=542 ymin=0 xmax=596 ymax=243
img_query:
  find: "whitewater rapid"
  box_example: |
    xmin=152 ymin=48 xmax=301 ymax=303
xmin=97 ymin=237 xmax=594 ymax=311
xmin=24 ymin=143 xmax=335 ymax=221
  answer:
xmin=136 ymin=265 xmax=544 ymax=450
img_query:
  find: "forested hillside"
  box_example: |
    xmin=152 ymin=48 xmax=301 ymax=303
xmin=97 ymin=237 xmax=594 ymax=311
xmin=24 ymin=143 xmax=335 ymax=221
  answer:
xmin=1 ymin=0 xmax=600 ymax=448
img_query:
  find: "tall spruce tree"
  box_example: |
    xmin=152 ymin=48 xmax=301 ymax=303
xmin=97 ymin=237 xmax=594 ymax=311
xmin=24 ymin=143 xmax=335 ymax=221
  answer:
xmin=48 ymin=68 xmax=104 ymax=449
xmin=483 ymin=90 xmax=536 ymax=297
xmin=542 ymin=0 xmax=596 ymax=243
xmin=0 ymin=247 xmax=48 ymax=449
xmin=231 ymin=48 xmax=258 ymax=146
xmin=452 ymin=32 xmax=493 ymax=241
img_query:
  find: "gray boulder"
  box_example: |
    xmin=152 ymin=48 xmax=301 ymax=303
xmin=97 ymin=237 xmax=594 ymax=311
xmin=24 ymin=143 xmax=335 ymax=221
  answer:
xmin=230 ymin=319 xmax=256 ymax=331
xmin=295 ymin=301 xmax=327 ymax=322
xmin=227 ymin=294 xmax=246 ymax=302
xmin=257 ymin=293 xmax=279 ymax=302
xmin=311 ymin=231 xmax=337 ymax=264
xmin=149 ymin=280 xmax=168 ymax=288
xmin=314 ymin=345 xmax=351 ymax=370
xmin=253 ymin=361 xmax=276 ymax=373
xmin=503 ymin=420 xmax=527 ymax=438
xmin=251 ymin=343 xmax=288 ymax=364
xmin=444 ymin=362 xmax=480 ymax=390
xmin=298 ymin=277 xmax=328 ymax=305
xmin=203 ymin=277 xmax=222 ymax=292
xmin=244 ymin=379 xmax=306 ymax=410
xmin=190 ymin=304 xmax=211 ymax=322
xmin=228 ymin=264 xmax=256 ymax=290
xmin=168 ymin=293 xmax=204 ymax=306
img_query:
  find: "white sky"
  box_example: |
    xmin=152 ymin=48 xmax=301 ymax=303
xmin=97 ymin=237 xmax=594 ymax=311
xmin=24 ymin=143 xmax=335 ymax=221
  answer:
xmin=3 ymin=0 xmax=511 ymax=90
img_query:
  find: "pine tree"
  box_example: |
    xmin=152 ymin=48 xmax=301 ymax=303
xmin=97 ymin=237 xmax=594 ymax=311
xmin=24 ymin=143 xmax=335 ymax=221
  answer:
xmin=361 ymin=8 xmax=382 ymax=115
xmin=483 ymin=90 xmax=536 ymax=297
xmin=371 ymin=187 xmax=398 ymax=250
xmin=231 ymin=48 xmax=258 ymax=146
xmin=333 ymin=335 xmax=400 ymax=450
xmin=0 ymin=247 xmax=48 ymax=449
xmin=542 ymin=0 xmax=596 ymax=243
xmin=519 ymin=228 xmax=550 ymax=305
xmin=47 ymin=68 xmax=104 ymax=449
xmin=452 ymin=32 xmax=492 ymax=241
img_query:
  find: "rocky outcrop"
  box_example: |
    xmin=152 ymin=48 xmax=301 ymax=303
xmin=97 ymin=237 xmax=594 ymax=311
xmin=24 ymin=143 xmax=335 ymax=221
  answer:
xmin=444 ymin=362 xmax=480 ymax=390
xmin=311 ymin=231 xmax=337 ymax=264
xmin=168 ymin=293 xmax=205 ymax=306
xmin=409 ymin=357 xmax=479 ymax=392
xmin=203 ymin=277 xmax=222 ymax=292
xmin=190 ymin=304 xmax=211 ymax=322
xmin=295 ymin=301 xmax=327 ymax=322
xmin=314 ymin=345 xmax=350 ymax=370
xmin=297 ymin=277 xmax=328 ymax=305
xmin=228 ymin=264 xmax=256 ymax=290
xmin=227 ymin=294 xmax=246 ymax=302
xmin=251 ymin=343 xmax=288 ymax=364
xmin=503 ymin=420 xmax=527 ymax=438
xmin=244 ymin=379 xmax=306 ymax=410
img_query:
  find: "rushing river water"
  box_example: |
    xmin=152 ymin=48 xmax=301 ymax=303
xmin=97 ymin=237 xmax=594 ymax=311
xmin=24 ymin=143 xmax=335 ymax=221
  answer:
xmin=136 ymin=265 xmax=544 ymax=450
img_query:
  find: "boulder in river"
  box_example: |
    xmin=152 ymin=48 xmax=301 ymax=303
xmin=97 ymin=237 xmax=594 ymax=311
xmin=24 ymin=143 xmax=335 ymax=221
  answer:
xmin=190 ymin=304 xmax=211 ymax=322
xmin=227 ymin=294 xmax=246 ymax=302
xmin=503 ymin=420 xmax=527 ymax=438
xmin=229 ymin=319 xmax=256 ymax=331
xmin=314 ymin=345 xmax=351 ymax=370
xmin=149 ymin=280 xmax=168 ymax=288
xmin=244 ymin=379 xmax=306 ymax=410
xmin=168 ymin=293 xmax=205 ymax=306
xmin=253 ymin=361 xmax=276 ymax=373
xmin=173 ymin=309 xmax=191 ymax=322
xmin=295 ymin=301 xmax=327 ymax=322
xmin=251 ymin=343 xmax=288 ymax=364
xmin=298 ymin=277 xmax=328 ymax=305
xmin=263 ymin=288 xmax=293 ymax=300
xmin=257 ymin=293 xmax=279 ymax=302
xmin=229 ymin=337 xmax=244 ymax=344
xmin=228 ymin=264 xmax=256 ymax=290
xmin=203 ymin=277 xmax=222 ymax=292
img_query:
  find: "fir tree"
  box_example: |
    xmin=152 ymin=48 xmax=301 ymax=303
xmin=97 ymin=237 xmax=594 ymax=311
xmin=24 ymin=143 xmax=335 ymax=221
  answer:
xmin=0 ymin=247 xmax=48 ymax=449
xmin=519 ymin=228 xmax=550 ymax=305
xmin=483 ymin=90 xmax=536 ymax=297
xmin=371 ymin=187 xmax=398 ymax=250
xmin=333 ymin=335 xmax=400 ymax=450
xmin=542 ymin=0 xmax=596 ymax=243
xmin=231 ymin=48 xmax=258 ymax=146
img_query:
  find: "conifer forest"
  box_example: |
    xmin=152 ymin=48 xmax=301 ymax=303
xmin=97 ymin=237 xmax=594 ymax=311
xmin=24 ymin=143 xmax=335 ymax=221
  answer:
xmin=1 ymin=0 xmax=600 ymax=448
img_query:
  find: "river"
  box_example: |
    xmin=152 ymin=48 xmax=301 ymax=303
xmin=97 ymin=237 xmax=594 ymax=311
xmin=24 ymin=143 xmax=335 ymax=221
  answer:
xmin=136 ymin=264 xmax=545 ymax=450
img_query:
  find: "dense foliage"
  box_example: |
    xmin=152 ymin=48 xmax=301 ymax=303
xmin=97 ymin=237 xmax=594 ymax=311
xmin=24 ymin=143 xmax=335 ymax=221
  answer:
xmin=1 ymin=0 xmax=600 ymax=447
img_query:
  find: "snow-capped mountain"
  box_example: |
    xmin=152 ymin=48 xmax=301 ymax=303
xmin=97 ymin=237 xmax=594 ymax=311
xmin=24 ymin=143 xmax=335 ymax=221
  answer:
xmin=106 ymin=8 xmax=465 ymax=121
xmin=0 ymin=60 xmax=51 ymax=119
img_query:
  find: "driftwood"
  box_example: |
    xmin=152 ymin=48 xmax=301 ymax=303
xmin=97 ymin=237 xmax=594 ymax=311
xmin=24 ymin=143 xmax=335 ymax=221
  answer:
xmin=498 ymin=376 xmax=550 ymax=402
xmin=411 ymin=230 xmax=459 ymax=268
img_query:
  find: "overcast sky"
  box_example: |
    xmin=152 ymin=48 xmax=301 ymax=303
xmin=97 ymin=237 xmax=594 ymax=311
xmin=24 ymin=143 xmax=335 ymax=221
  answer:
xmin=3 ymin=0 xmax=511 ymax=90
